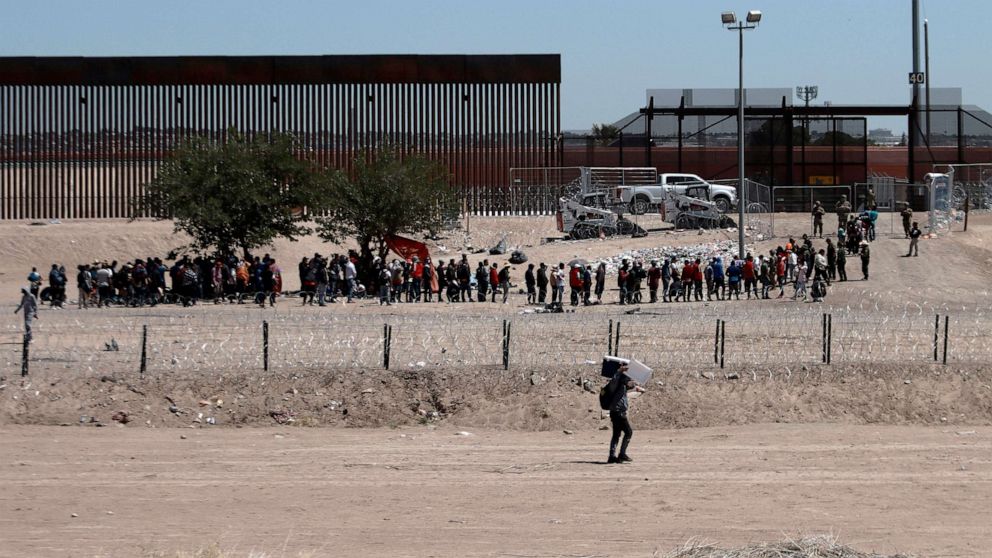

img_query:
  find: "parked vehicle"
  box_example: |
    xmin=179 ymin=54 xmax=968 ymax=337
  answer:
xmin=618 ymin=173 xmax=738 ymax=214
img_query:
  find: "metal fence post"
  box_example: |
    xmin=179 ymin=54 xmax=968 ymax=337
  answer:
xmin=263 ymin=320 xmax=269 ymax=371
xmin=827 ymin=314 xmax=832 ymax=364
xmin=614 ymin=321 xmax=621 ymax=357
xmin=822 ymin=313 xmax=828 ymax=364
xmin=933 ymin=314 xmax=940 ymax=362
xmin=714 ymin=319 xmax=721 ymax=365
xmin=719 ymin=320 xmax=726 ymax=369
xmin=383 ymin=324 xmax=392 ymax=370
xmin=943 ymin=315 xmax=949 ymax=365
xmin=504 ymin=321 xmax=511 ymax=370
xmin=140 ymin=324 xmax=148 ymax=375
xmin=21 ymin=335 xmax=29 ymax=377
xmin=608 ymin=319 xmax=614 ymax=356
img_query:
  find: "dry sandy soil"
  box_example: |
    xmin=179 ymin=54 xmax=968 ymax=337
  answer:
xmin=2 ymin=213 xmax=992 ymax=556
xmin=1 ymin=424 xmax=989 ymax=558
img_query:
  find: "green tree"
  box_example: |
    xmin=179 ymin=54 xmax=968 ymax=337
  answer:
xmin=138 ymin=131 xmax=328 ymax=258
xmin=747 ymin=120 xmax=809 ymax=146
xmin=317 ymin=148 xmax=457 ymax=282
xmin=591 ymin=123 xmax=620 ymax=146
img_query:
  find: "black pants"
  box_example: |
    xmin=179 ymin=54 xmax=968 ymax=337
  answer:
xmin=609 ymin=411 xmax=632 ymax=458
xmin=538 ymin=285 xmax=547 ymax=303
xmin=837 ymin=262 xmax=847 ymax=281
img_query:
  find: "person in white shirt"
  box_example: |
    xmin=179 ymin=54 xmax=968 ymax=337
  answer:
xmin=793 ymin=263 xmax=808 ymax=300
xmin=343 ymin=258 xmax=357 ymax=303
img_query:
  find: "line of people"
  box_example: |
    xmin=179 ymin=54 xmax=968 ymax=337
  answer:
xmin=619 ymin=234 xmax=870 ymax=305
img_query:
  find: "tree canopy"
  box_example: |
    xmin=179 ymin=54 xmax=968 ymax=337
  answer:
xmin=139 ymin=131 xmax=328 ymax=257
xmin=591 ymin=123 xmax=620 ymax=146
xmin=317 ymin=148 xmax=458 ymax=281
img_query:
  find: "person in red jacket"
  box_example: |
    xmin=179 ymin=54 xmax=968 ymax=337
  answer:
xmin=776 ymin=254 xmax=787 ymax=298
xmin=680 ymin=260 xmax=694 ymax=302
xmin=647 ymin=261 xmax=661 ymax=303
xmin=489 ymin=263 xmax=500 ymax=303
xmin=568 ymin=263 xmax=583 ymax=306
xmin=692 ymin=258 xmax=704 ymax=301
xmin=411 ymin=257 xmax=424 ymax=302
xmin=742 ymin=254 xmax=756 ymax=299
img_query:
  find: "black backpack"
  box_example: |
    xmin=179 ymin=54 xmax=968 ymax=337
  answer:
xmin=598 ymin=374 xmax=626 ymax=410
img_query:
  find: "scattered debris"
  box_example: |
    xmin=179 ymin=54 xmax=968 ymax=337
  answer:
xmin=268 ymin=409 xmax=295 ymax=424
xmin=562 ymin=430 xmax=574 ymax=435
xmin=104 ymin=339 xmax=119 ymax=352
xmin=454 ymin=431 xmax=473 ymax=437
xmin=488 ymin=236 xmax=508 ymax=255
xmin=508 ymin=249 xmax=528 ymax=264
xmin=110 ymin=411 xmax=130 ymax=424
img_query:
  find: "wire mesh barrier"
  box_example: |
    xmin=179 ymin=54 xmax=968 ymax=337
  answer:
xmin=5 ymin=304 xmax=992 ymax=377
xmin=946 ymin=163 xmax=992 ymax=211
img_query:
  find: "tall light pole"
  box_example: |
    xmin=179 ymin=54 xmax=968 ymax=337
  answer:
xmin=796 ymin=85 xmax=817 ymax=186
xmin=722 ymin=9 xmax=761 ymax=259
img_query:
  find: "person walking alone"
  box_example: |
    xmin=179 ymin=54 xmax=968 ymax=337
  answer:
xmin=15 ymin=286 xmax=38 ymax=343
xmin=605 ymin=364 xmax=645 ymax=464
xmin=907 ymin=222 xmax=922 ymax=257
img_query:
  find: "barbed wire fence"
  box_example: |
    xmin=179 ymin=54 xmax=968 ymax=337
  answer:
xmin=4 ymin=300 xmax=992 ymax=379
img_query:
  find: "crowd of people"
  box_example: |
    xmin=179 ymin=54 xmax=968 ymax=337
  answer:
xmin=27 ymin=252 xmax=362 ymax=309
xmin=22 ymin=229 xmax=878 ymax=313
xmin=25 ymin=194 xmax=929 ymax=312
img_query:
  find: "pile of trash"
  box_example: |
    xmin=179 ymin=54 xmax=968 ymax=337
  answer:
xmin=589 ymin=240 xmax=740 ymax=273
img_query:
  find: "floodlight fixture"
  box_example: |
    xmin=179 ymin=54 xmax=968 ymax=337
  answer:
xmin=746 ymin=10 xmax=762 ymax=23
xmin=721 ymin=11 xmax=736 ymax=25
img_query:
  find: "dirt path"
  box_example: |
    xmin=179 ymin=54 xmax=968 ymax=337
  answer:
xmin=0 ymin=424 xmax=988 ymax=557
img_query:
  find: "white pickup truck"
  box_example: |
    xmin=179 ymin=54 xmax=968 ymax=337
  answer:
xmin=617 ymin=173 xmax=738 ymax=214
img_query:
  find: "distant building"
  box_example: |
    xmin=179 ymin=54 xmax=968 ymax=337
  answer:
xmin=869 ymin=128 xmax=900 ymax=146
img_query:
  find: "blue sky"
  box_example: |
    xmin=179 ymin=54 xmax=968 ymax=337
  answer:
xmin=3 ymin=0 xmax=987 ymax=132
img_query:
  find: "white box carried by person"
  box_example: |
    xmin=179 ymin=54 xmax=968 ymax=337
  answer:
xmin=600 ymin=356 xmax=652 ymax=385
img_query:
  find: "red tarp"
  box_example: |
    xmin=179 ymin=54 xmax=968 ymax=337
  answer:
xmin=384 ymin=234 xmax=438 ymax=293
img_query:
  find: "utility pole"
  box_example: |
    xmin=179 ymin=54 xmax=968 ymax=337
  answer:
xmin=796 ymin=86 xmax=818 ymax=186
xmin=924 ymin=18 xmax=931 ymax=145
xmin=912 ymin=0 xmax=921 ymax=143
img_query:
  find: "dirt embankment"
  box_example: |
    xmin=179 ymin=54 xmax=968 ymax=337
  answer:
xmin=3 ymin=364 xmax=991 ymax=429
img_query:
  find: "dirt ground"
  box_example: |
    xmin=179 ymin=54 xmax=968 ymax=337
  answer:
xmin=0 ymin=424 xmax=989 ymax=557
xmin=2 ymin=213 xmax=992 ymax=556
